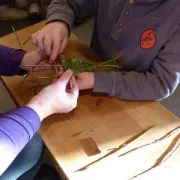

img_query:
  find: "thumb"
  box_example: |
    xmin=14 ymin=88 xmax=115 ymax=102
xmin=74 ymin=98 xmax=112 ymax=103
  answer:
xmin=69 ymin=76 xmax=79 ymax=98
xmin=56 ymin=69 xmax=73 ymax=87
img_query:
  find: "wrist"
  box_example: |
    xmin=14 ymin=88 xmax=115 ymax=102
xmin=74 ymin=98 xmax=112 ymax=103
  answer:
xmin=26 ymin=100 xmax=52 ymax=121
xmin=20 ymin=50 xmax=41 ymax=71
xmin=26 ymin=103 xmax=44 ymax=122
xmin=90 ymin=72 xmax=95 ymax=89
xmin=49 ymin=21 xmax=68 ymax=34
xmin=50 ymin=20 xmax=67 ymax=26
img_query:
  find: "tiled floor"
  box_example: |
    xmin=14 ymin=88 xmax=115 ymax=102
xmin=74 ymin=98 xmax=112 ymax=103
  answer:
xmin=0 ymin=18 xmax=179 ymax=118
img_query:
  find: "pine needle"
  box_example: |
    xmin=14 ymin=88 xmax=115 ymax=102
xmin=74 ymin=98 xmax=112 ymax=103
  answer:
xmin=61 ymin=56 xmax=121 ymax=73
xmin=61 ymin=58 xmax=96 ymax=73
xmin=12 ymin=26 xmax=22 ymax=49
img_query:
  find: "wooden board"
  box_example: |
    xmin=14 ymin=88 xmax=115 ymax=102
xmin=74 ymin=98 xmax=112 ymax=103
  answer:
xmin=0 ymin=21 xmax=180 ymax=180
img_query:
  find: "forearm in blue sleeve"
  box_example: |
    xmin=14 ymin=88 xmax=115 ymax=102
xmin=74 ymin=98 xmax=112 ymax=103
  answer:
xmin=0 ymin=106 xmax=41 ymax=175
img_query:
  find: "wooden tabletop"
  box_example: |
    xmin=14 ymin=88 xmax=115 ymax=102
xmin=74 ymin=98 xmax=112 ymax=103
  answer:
xmin=0 ymin=21 xmax=180 ymax=180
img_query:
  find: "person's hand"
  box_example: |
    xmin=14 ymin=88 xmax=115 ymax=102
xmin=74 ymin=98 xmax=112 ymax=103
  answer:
xmin=27 ymin=70 xmax=79 ymax=121
xmin=75 ymin=72 xmax=95 ymax=90
xmin=31 ymin=21 xmax=68 ymax=60
xmin=20 ymin=49 xmax=48 ymax=71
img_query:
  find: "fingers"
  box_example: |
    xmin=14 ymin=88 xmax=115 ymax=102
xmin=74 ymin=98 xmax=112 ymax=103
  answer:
xmin=32 ymin=32 xmax=59 ymax=59
xmin=59 ymin=65 xmax=64 ymax=73
xmin=69 ymin=76 xmax=79 ymax=98
xmin=31 ymin=23 xmax=68 ymax=60
xmin=50 ymin=35 xmax=61 ymax=61
xmin=59 ymin=38 xmax=67 ymax=54
xmin=31 ymin=32 xmax=37 ymax=45
xmin=57 ymin=70 xmax=73 ymax=88
xmin=60 ymin=54 xmax=66 ymax=59
xmin=33 ymin=33 xmax=45 ymax=51
xmin=44 ymin=35 xmax=53 ymax=56
xmin=52 ymin=78 xmax=58 ymax=84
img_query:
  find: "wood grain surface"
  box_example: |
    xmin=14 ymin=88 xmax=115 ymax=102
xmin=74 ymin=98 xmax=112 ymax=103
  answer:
xmin=0 ymin=21 xmax=180 ymax=180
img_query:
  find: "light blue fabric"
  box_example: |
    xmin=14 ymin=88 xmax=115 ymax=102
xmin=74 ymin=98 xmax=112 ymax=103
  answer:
xmin=0 ymin=133 xmax=43 ymax=180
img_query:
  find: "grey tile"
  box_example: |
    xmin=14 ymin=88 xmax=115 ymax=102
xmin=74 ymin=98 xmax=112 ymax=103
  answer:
xmin=0 ymin=79 xmax=16 ymax=113
xmin=72 ymin=17 xmax=94 ymax=45
xmin=160 ymin=85 xmax=180 ymax=118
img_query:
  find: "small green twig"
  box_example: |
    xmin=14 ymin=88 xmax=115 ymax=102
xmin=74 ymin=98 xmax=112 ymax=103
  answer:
xmin=97 ymin=56 xmax=120 ymax=66
xmin=23 ymin=56 xmax=121 ymax=80
xmin=61 ymin=56 xmax=121 ymax=73
xmin=12 ymin=26 xmax=22 ymax=49
xmin=98 ymin=65 xmax=120 ymax=68
xmin=23 ymin=37 xmax=31 ymax=45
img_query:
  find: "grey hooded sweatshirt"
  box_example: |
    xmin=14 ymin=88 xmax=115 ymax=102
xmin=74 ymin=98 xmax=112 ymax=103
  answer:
xmin=47 ymin=0 xmax=180 ymax=101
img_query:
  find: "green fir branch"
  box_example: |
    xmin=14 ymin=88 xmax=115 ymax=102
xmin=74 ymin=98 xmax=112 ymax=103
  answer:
xmin=61 ymin=56 xmax=121 ymax=73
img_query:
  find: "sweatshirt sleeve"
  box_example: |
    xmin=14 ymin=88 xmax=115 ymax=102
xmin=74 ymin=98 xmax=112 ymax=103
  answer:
xmin=0 ymin=106 xmax=41 ymax=175
xmin=93 ymin=25 xmax=180 ymax=101
xmin=47 ymin=0 xmax=97 ymax=33
xmin=0 ymin=45 xmax=27 ymax=76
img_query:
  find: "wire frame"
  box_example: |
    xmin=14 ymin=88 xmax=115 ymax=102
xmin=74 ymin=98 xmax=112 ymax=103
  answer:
xmin=26 ymin=57 xmax=65 ymax=79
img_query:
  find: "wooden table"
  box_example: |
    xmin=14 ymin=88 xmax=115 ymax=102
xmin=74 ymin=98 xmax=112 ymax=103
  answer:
xmin=0 ymin=21 xmax=180 ymax=180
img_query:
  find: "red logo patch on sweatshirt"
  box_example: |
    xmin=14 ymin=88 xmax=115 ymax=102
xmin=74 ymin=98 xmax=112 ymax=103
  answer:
xmin=141 ymin=29 xmax=156 ymax=49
